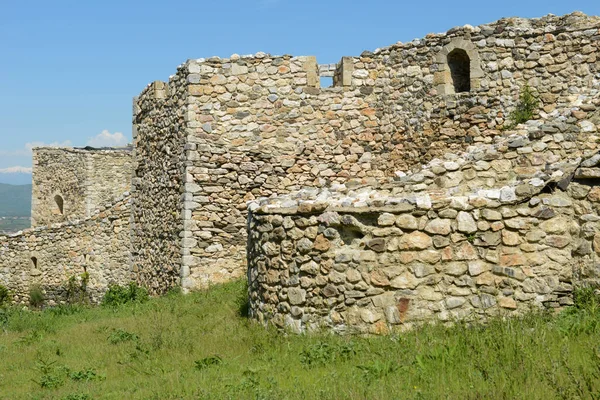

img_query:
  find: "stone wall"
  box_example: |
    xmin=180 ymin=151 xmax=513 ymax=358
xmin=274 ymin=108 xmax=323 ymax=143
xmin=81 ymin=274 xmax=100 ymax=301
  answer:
xmin=0 ymin=197 xmax=131 ymax=305
xmin=131 ymin=79 xmax=188 ymax=294
xmin=31 ymin=147 xmax=132 ymax=227
xmin=154 ymin=12 xmax=599 ymax=291
xmin=247 ymin=109 xmax=600 ymax=333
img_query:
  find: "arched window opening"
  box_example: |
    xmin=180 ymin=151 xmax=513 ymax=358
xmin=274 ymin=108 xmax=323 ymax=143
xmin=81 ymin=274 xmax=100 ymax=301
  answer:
xmin=31 ymin=257 xmax=38 ymax=269
xmin=54 ymin=195 xmax=64 ymax=215
xmin=447 ymin=49 xmax=471 ymax=93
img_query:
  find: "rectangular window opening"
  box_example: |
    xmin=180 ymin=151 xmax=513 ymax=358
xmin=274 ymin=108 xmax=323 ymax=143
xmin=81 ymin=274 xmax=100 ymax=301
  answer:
xmin=320 ymin=76 xmax=333 ymax=88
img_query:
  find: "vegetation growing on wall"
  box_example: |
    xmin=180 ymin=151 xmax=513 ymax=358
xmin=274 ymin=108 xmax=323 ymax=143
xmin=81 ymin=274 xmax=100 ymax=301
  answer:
xmin=505 ymin=84 xmax=539 ymax=129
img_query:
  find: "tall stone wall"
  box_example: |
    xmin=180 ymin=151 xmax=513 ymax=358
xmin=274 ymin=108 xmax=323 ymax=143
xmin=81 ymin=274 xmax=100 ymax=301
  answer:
xmin=169 ymin=12 xmax=600 ymax=291
xmin=31 ymin=147 xmax=132 ymax=227
xmin=131 ymin=79 xmax=189 ymax=294
xmin=247 ymin=114 xmax=600 ymax=333
xmin=0 ymin=197 xmax=131 ymax=305
xmin=129 ymin=12 xmax=599 ymax=292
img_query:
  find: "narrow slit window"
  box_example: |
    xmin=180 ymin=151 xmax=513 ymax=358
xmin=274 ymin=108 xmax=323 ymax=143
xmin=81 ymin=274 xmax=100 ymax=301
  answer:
xmin=54 ymin=195 xmax=64 ymax=215
xmin=31 ymin=257 xmax=38 ymax=269
xmin=447 ymin=49 xmax=471 ymax=93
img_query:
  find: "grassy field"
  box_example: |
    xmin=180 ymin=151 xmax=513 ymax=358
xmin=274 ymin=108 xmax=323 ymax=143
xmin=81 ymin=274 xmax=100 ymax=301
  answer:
xmin=0 ymin=280 xmax=599 ymax=400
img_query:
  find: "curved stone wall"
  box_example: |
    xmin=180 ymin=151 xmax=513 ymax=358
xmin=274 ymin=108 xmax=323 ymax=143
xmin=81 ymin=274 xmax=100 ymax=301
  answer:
xmin=247 ymin=116 xmax=600 ymax=334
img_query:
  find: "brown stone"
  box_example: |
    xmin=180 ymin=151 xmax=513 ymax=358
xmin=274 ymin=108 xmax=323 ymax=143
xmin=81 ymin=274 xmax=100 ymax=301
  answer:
xmin=454 ymin=242 xmax=478 ymax=260
xmin=502 ymin=230 xmax=520 ymax=246
xmin=424 ymin=218 xmax=452 ymax=235
xmin=399 ymin=231 xmax=432 ymax=250
xmin=500 ymin=253 xmax=526 ymax=267
xmin=313 ymin=234 xmax=331 ymax=252
xmin=322 ymin=284 xmax=338 ymax=298
xmin=498 ymin=297 xmax=517 ymax=309
xmin=544 ymin=235 xmax=570 ymax=248
xmin=588 ymin=187 xmax=600 ymax=202
xmin=367 ymin=238 xmax=386 ymax=252
xmin=370 ymin=270 xmax=390 ymax=286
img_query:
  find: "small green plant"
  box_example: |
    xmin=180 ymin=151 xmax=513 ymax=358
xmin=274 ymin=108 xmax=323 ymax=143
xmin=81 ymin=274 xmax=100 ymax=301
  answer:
xmin=466 ymin=233 xmax=478 ymax=243
xmin=18 ymin=329 xmax=44 ymax=345
xmin=357 ymin=360 xmax=399 ymax=385
xmin=68 ymin=368 xmax=104 ymax=382
xmin=108 ymin=328 xmax=139 ymax=344
xmin=32 ymin=358 xmax=66 ymax=389
xmin=66 ymin=272 xmax=89 ymax=304
xmin=505 ymin=84 xmax=539 ymax=129
xmin=29 ymin=284 xmax=45 ymax=309
xmin=63 ymin=394 xmax=91 ymax=400
xmin=573 ymin=287 xmax=600 ymax=311
xmin=300 ymin=341 xmax=358 ymax=368
xmin=102 ymin=282 xmax=149 ymax=307
xmin=194 ymin=355 xmax=223 ymax=371
xmin=557 ymin=287 xmax=600 ymax=337
xmin=0 ymin=284 xmax=11 ymax=307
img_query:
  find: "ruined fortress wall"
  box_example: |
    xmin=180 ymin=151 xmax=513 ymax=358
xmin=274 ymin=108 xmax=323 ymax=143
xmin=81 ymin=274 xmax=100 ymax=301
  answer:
xmin=31 ymin=148 xmax=87 ymax=227
xmin=0 ymin=197 xmax=131 ymax=305
xmin=85 ymin=149 xmax=132 ymax=216
xmin=173 ymin=13 xmax=600 ymax=290
xmin=247 ymin=119 xmax=600 ymax=333
xmin=31 ymin=148 xmax=132 ymax=228
xmin=131 ymin=78 xmax=188 ymax=294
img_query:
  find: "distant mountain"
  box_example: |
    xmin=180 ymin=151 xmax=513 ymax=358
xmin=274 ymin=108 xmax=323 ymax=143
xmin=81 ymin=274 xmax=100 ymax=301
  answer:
xmin=0 ymin=172 xmax=32 ymax=185
xmin=0 ymin=184 xmax=32 ymax=217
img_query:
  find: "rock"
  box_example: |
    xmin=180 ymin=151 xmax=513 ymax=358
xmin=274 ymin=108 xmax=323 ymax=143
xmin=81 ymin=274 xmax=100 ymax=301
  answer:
xmin=424 ymin=218 xmax=452 ymax=235
xmin=399 ymin=231 xmax=432 ymax=250
xmin=482 ymin=209 xmax=502 ymax=221
xmin=498 ymin=297 xmax=517 ymax=309
xmin=446 ymin=297 xmax=466 ymax=309
xmin=444 ymin=262 xmax=468 ymax=276
xmin=457 ymin=212 xmax=477 ymax=233
xmin=288 ymin=288 xmax=306 ymax=305
xmin=313 ymin=235 xmax=331 ymax=251
xmin=396 ymin=214 xmax=418 ymax=230
xmin=378 ymin=213 xmax=396 ymax=226
xmin=390 ymin=273 xmax=419 ymax=289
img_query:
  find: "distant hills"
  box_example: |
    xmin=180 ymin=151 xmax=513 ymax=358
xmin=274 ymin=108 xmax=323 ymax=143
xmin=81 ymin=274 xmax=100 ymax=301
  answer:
xmin=0 ymin=172 xmax=32 ymax=185
xmin=0 ymin=183 xmax=31 ymax=233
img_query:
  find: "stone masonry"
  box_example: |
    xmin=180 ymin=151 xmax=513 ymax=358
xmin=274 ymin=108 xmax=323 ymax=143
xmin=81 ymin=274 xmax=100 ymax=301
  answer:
xmin=0 ymin=195 xmax=131 ymax=305
xmin=31 ymin=147 xmax=132 ymax=227
xmin=1 ymin=12 xmax=599 ymax=325
xmin=247 ymin=116 xmax=600 ymax=333
xmin=131 ymin=12 xmax=600 ymax=297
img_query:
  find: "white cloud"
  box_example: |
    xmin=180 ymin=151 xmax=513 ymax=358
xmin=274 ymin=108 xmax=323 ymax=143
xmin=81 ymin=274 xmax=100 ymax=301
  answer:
xmin=0 ymin=166 xmax=32 ymax=174
xmin=86 ymin=130 xmax=129 ymax=148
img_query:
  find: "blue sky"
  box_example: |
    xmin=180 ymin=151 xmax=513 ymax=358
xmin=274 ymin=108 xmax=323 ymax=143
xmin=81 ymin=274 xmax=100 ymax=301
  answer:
xmin=1 ymin=0 xmax=599 ymax=184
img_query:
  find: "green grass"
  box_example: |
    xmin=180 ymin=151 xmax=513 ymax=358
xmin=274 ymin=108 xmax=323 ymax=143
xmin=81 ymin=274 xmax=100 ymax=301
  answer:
xmin=0 ymin=280 xmax=599 ymax=399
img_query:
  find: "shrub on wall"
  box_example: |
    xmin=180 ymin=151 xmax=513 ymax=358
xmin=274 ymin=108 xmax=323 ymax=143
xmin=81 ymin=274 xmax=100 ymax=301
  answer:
xmin=505 ymin=84 xmax=539 ymax=129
